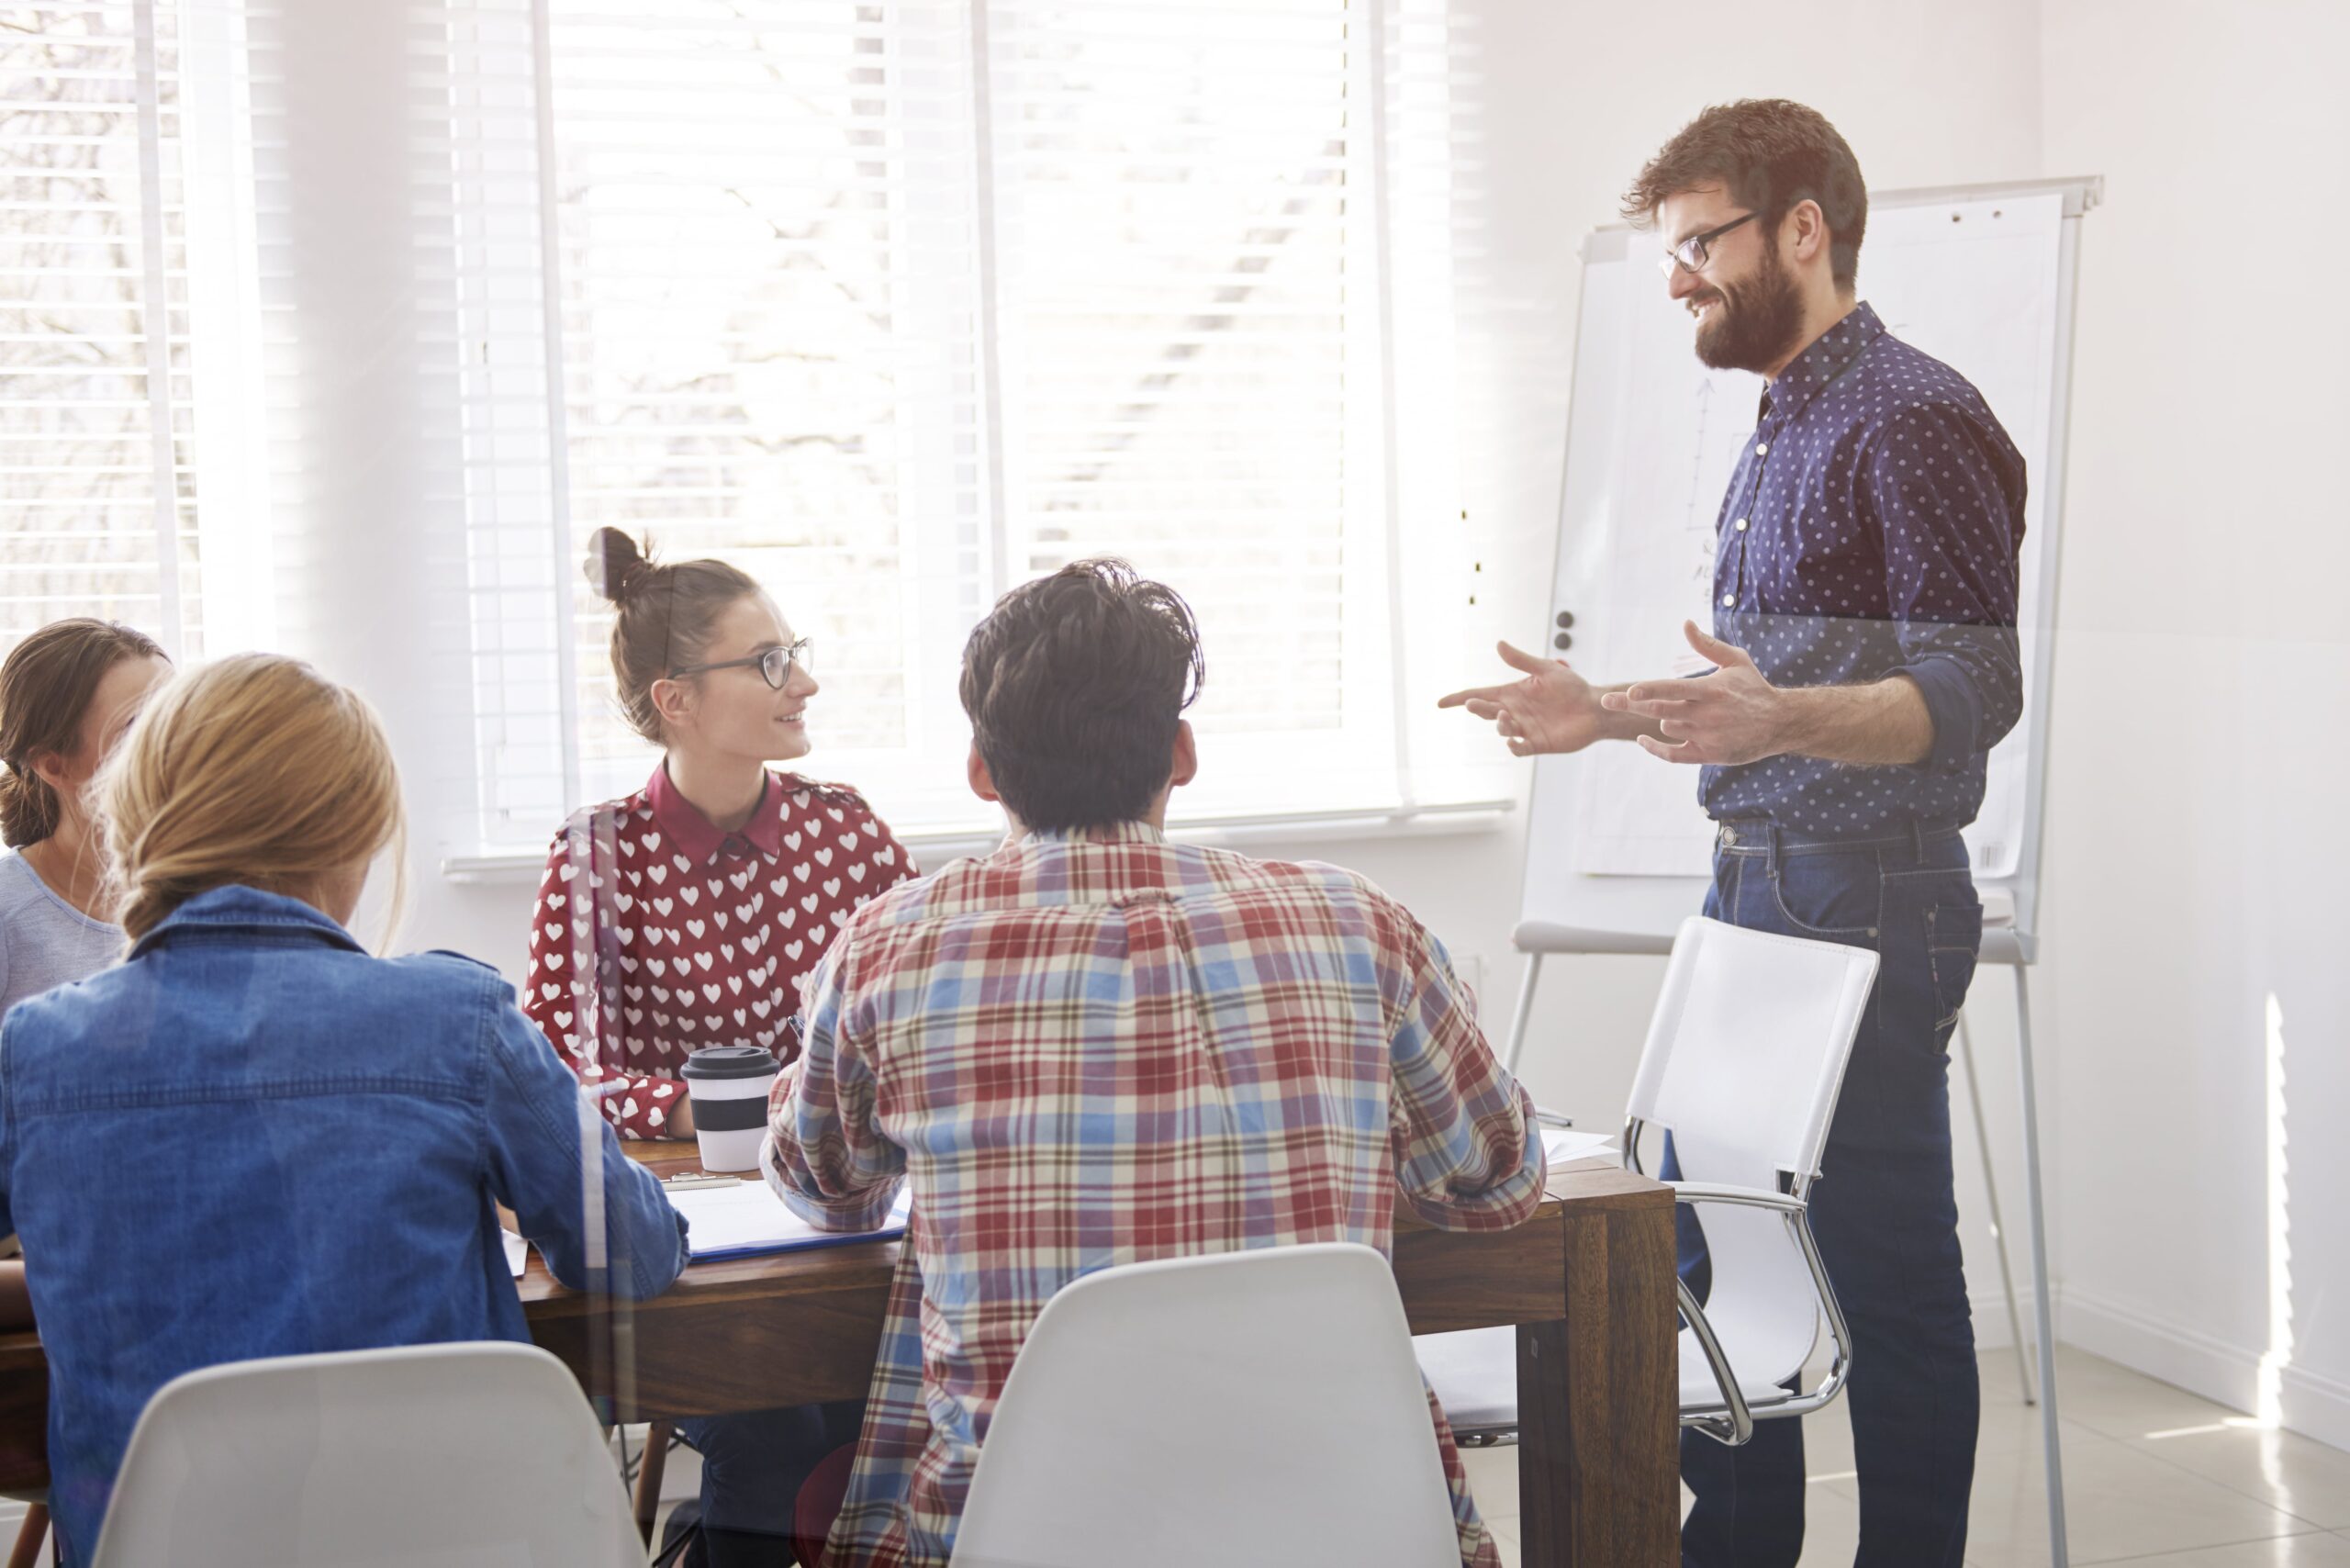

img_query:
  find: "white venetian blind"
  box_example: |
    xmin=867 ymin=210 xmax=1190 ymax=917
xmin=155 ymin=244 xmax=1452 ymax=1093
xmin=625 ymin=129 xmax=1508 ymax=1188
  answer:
xmin=450 ymin=0 xmax=986 ymax=849
xmin=980 ymin=0 xmax=1393 ymax=813
xmin=0 ymin=0 xmax=203 ymax=656
xmin=441 ymin=0 xmax=1473 ymax=860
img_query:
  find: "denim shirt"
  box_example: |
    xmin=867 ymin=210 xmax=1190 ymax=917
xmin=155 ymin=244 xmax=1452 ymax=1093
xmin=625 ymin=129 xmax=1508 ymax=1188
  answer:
xmin=0 ymin=886 xmax=689 ymax=1562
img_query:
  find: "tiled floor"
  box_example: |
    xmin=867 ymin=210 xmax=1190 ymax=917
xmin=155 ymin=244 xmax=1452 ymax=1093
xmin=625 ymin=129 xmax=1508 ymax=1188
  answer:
xmin=1460 ymin=1346 xmax=2350 ymax=1567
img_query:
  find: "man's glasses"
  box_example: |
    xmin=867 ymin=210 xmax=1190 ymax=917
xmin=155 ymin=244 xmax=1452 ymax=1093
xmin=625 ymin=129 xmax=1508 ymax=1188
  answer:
xmin=1659 ymin=211 xmax=1757 ymax=277
xmin=669 ymin=639 xmax=813 ymax=690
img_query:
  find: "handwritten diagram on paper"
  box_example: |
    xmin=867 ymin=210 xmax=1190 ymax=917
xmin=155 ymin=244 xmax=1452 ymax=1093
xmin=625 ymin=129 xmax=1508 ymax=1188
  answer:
xmin=1560 ymin=193 xmax=2064 ymax=879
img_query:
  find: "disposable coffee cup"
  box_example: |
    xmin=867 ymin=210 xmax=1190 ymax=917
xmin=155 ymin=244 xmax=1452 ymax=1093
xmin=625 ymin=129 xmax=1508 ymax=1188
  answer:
xmin=679 ymin=1045 xmax=780 ymax=1173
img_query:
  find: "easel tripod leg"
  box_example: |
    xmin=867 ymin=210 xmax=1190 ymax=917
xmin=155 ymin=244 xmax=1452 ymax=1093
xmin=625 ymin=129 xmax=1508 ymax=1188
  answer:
xmin=1957 ymin=1008 xmax=2037 ymax=1406
xmin=1504 ymin=952 xmax=1545 ymax=1079
xmin=2012 ymin=966 xmax=2070 ymax=1567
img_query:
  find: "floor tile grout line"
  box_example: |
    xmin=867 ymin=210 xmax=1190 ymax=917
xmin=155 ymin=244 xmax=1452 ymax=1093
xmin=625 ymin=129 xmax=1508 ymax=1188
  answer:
xmin=2105 ymin=1428 xmax=2350 ymax=1535
xmin=2053 ymin=1520 xmax=2336 ymax=1565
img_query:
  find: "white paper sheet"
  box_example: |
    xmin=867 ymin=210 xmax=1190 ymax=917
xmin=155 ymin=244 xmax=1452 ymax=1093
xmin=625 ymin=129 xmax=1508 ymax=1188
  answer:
xmin=1541 ymin=1128 xmax=1619 ymax=1170
xmin=667 ymin=1180 xmax=911 ymax=1261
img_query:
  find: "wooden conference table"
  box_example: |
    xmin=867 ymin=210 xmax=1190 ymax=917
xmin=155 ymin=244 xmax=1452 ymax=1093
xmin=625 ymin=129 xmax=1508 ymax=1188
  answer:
xmin=0 ymin=1145 xmax=1679 ymax=1567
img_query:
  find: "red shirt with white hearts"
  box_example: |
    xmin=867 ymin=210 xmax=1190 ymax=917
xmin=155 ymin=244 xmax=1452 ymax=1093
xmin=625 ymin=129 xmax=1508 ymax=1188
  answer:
xmin=520 ymin=764 xmax=918 ymax=1140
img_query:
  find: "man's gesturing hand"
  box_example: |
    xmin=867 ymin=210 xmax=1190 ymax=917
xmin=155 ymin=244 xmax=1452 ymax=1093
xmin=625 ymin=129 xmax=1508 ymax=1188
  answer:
xmin=1599 ymin=622 xmax=1788 ymax=766
xmin=1437 ymin=640 xmax=1611 ymax=756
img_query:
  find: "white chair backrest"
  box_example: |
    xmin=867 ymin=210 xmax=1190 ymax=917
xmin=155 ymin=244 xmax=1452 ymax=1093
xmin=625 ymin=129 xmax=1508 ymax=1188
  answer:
xmin=93 ymin=1341 xmax=644 ymax=1568
xmin=1626 ymin=915 xmax=1877 ymax=1193
xmin=953 ymin=1242 xmax=1461 ymax=1568
xmin=1626 ymin=916 xmax=1876 ymax=1394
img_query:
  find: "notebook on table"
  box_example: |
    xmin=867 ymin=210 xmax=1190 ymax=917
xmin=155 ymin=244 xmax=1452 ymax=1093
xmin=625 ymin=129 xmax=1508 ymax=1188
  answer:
xmin=667 ymin=1180 xmax=912 ymax=1262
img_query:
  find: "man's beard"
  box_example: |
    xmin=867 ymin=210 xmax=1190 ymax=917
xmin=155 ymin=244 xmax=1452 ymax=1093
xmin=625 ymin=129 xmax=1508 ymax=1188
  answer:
xmin=1692 ymin=244 xmax=1805 ymax=374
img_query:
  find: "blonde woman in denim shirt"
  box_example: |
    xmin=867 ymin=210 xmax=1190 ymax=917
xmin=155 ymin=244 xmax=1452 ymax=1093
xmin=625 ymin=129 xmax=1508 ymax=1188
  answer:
xmin=0 ymin=654 xmax=688 ymax=1563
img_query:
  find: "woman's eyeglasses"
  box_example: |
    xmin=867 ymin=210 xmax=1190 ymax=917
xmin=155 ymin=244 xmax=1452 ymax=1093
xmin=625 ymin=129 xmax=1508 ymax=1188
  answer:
xmin=669 ymin=639 xmax=813 ymax=690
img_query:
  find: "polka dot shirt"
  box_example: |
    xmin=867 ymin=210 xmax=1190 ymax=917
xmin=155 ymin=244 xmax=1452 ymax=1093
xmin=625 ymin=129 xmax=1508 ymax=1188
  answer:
xmin=520 ymin=764 xmax=919 ymax=1140
xmin=1703 ymin=299 xmax=2028 ymax=839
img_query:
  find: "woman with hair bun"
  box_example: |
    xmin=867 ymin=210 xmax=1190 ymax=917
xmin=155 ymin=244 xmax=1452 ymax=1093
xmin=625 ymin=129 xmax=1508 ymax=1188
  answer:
xmin=523 ymin=529 xmax=916 ymax=1566
xmin=0 ymin=653 xmax=686 ymax=1564
xmin=0 ymin=618 xmax=170 ymax=1014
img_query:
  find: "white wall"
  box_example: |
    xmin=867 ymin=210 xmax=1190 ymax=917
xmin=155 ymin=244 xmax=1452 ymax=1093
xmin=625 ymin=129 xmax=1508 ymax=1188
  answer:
xmin=2036 ymin=0 xmax=2350 ymax=1445
xmin=316 ymin=0 xmax=2350 ymax=1450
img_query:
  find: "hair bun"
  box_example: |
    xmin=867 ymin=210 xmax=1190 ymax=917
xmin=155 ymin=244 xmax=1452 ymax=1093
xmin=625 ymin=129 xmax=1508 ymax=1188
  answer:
xmin=585 ymin=528 xmax=654 ymax=605
xmin=0 ymin=754 xmax=58 ymax=848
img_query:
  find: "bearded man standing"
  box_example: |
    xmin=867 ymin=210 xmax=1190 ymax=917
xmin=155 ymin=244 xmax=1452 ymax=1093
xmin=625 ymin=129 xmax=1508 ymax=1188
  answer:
xmin=1442 ymin=100 xmax=2026 ymax=1567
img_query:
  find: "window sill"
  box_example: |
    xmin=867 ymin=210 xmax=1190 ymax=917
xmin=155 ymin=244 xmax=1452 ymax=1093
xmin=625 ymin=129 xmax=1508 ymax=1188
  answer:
xmin=440 ymin=798 xmax=1515 ymax=885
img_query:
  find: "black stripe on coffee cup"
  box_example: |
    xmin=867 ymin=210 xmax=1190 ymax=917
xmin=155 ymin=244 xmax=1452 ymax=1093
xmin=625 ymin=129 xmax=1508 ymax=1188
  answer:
xmin=690 ymin=1096 xmax=767 ymax=1134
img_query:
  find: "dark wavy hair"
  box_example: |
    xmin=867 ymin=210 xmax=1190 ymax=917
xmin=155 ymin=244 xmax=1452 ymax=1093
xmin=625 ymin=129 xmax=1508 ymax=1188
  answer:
xmin=959 ymin=559 xmax=1204 ymax=832
xmin=584 ymin=528 xmax=763 ymax=745
xmin=1622 ymin=98 xmax=1868 ymax=290
xmin=0 ymin=618 xmax=167 ymax=847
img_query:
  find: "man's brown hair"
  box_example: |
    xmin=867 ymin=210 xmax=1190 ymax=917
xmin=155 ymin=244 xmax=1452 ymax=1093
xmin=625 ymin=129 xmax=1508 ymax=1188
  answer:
xmin=1623 ymin=99 xmax=1868 ymax=290
xmin=959 ymin=558 xmax=1203 ymax=832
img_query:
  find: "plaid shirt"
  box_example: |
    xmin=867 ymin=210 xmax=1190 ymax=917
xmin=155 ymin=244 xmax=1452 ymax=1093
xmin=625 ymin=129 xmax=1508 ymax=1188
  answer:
xmin=763 ymin=822 xmax=1544 ymax=1568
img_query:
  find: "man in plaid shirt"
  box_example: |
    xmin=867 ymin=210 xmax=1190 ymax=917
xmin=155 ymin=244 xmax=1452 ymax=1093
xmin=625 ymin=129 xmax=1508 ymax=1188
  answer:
xmin=766 ymin=560 xmax=1545 ymax=1568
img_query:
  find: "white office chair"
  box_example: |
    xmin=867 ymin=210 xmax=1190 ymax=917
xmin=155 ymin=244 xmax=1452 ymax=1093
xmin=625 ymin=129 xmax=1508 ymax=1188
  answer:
xmin=1418 ymin=914 xmax=1877 ymax=1448
xmin=93 ymin=1341 xmax=645 ymax=1568
xmin=953 ymin=1242 xmax=1463 ymax=1568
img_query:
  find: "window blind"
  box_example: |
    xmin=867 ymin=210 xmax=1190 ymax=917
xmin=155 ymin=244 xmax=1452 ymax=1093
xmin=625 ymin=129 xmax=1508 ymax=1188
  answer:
xmin=450 ymin=0 xmax=985 ymax=847
xmin=441 ymin=0 xmax=1472 ymax=857
xmin=980 ymin=0 xmax=1394 ymax=815
xmin=0 ymin=0 xmax=203 ymax=656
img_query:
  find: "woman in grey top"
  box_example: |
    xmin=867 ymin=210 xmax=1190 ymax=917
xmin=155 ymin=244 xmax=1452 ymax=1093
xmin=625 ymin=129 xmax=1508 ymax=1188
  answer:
xmin=0 ymin=617 xmax=169 ymax=1561
xmin=0 ymin=619 xmax=172 ymax=1014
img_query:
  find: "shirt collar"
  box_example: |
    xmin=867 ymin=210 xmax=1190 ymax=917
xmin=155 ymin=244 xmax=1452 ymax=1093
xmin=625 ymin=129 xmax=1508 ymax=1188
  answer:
xmin=643 ymin=762 xmax=784 ymax=865
xmin=129 ymin=884 xmax=364 ymax=958
xmin=989 ymin=820 xmax=1181 ymax=903
xmin=1760 ymin=299 xmax=1886 ymax=424
xmin=1019 ymin=821 xmax=1167 ymax=849
xmin=987 ymin=818 xmax=1168 ymax=866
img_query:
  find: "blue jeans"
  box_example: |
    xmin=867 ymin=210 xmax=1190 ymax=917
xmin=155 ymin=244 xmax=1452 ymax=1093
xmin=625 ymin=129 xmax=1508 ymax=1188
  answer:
xmin=1669 ymin=822 xmax=1983 ymax=1568
xmin=677 ymin=1401 xmax=864 ymax=1565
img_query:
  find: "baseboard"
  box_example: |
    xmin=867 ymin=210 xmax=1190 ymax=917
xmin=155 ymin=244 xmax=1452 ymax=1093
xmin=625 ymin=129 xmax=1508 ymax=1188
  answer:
xmin=2060 ymin=1285 xmax=2263 ymax=1416
xmin=2059 ymin=1286 xmax=2350 ymax=1452
xmin=1969 ymin=1282 xmax=2029 ymax=1350
xmin=1895 ymin=1272 xmax=2350 ymax=1458
xmin=2280 ymin=1362 xmax=2350 ymax=1453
